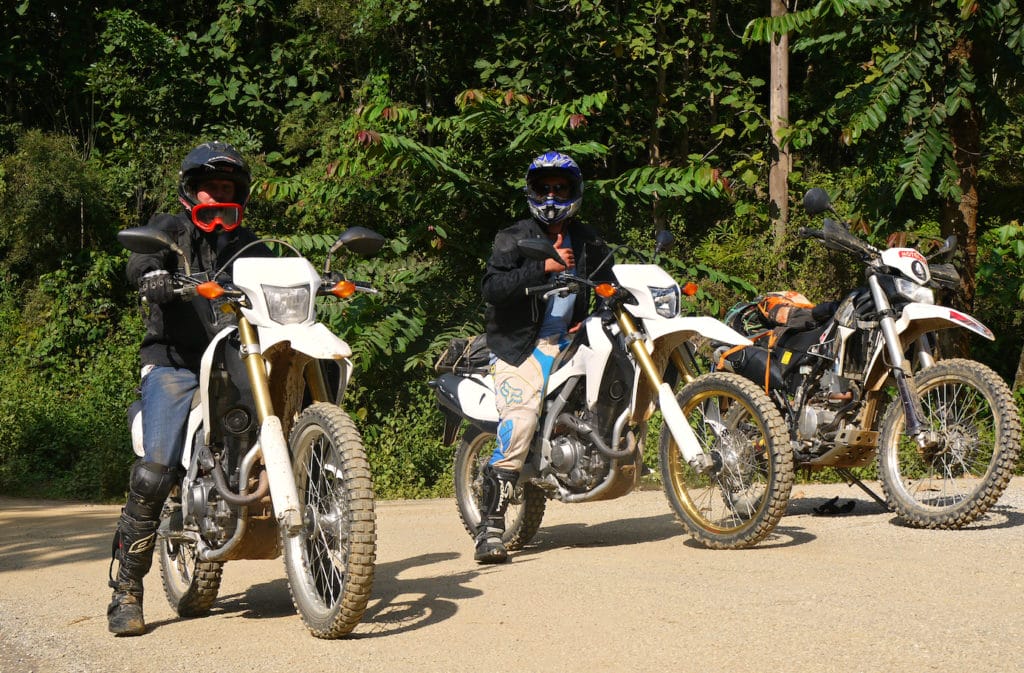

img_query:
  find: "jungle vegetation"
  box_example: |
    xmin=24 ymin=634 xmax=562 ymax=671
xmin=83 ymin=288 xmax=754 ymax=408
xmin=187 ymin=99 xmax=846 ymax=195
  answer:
xmin=1 ymin=0 xmax=1022 ymax=500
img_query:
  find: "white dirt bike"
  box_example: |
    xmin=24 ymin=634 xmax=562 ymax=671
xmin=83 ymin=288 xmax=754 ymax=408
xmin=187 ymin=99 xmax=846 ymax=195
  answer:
xmin=432 ymin=232 xmax=794 ymax=550
xmin=719 ymin=187 xmax=1021 ymax=528
xmin=118 ymin=222 xmax=383 ymax=638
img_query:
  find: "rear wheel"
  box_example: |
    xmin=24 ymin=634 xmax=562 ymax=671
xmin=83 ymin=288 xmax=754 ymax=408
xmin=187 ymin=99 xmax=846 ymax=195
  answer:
xmin=454 ymin=427 xmax=546 ymax=550
xmin=158 ymin=493 xmax=224 ymax=617
xmin=659 ymin=372 xmax=793 ymax=549
xmin=877 ymin=358 xmax=1020 ymax=528
xmin=283 ymin=403 xmax=376 ymax=638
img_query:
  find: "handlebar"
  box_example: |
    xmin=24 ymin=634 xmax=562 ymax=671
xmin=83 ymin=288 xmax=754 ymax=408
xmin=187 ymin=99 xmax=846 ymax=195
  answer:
xmin=525 ymin=281 xmax=565 ymax=297
xmin=351 ymin=280 xmax=378 ymax=294
xmin=797 ymin=226 xmax=825 ymax=241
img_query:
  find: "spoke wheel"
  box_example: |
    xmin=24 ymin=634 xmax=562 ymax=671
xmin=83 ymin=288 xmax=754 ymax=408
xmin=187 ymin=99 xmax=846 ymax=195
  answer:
xmin=283 ymin=403 xmax=376 ymax=638
xmin=660 ymin=372 xmax=793 ymax=549
xmin=454 ymin=428 xmax=546 ymax=551
xmin=878 ymin=358 xmax=1020 ymax=528
xmin=158 ymin=497 xmax=223 ymax=618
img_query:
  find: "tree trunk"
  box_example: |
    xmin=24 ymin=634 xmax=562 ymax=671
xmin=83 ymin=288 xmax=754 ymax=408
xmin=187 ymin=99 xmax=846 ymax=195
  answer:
xmin=769 ymin=0 xmax=790 ymax=258
xmin=939 ymin=36 xmax=982 ymax=359
xmin=1014 ymin=349 xmax=1024 ymax=392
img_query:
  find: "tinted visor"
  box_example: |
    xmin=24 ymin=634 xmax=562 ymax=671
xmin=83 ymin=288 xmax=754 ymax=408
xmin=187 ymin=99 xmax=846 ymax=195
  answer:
xmin=191 ymin=203 xmax=243 ymax=232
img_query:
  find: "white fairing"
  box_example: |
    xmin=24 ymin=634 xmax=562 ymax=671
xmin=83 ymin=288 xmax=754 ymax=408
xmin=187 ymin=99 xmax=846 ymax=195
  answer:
xmin=547 ymin=317 xmax=615 ymax=408
xmin=234 ymin=256 xmax=320 ymax=327
xmin=881 ymin=247 xmax=931 ymax=284
xmin=614 ymin=264 xmax=678 ymax=320
xmin=644 ymin=315 xmax=752 ymax=346
xmin=455 ymin=374 xmax=499 ymax=423
xmin=131 ymin=410 xmax=144 ymax=457
xmin=895 ymin=302 xmax=995 ymax=340
xmin=200 ymin=326 xmax=238 ymax=445
xmin=257 ymin=322 xmax=353 ymax=359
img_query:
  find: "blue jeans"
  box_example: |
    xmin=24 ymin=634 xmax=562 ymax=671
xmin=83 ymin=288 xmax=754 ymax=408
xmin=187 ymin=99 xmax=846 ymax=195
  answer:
xmin=139 ymin=366 xmax=199 ymax=468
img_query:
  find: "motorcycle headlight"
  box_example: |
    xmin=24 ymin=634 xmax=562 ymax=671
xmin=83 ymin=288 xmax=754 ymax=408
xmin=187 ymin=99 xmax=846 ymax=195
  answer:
xmin=262 ymin=284 xmax=311 ymax=324
xmin=894 ymin=278 xmax=934 ymax=305
xmin=650 ymin=285 xmax=681 ymax=318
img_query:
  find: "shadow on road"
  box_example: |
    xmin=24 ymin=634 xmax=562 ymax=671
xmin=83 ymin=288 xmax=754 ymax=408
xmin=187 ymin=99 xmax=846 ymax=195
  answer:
xmin=144 ymin=551 xmax=484 ymax=637
xmin=0 ymin=500 xmax=113 ymax=572
xmin=513 ymin=512 xmax=686 ymax=555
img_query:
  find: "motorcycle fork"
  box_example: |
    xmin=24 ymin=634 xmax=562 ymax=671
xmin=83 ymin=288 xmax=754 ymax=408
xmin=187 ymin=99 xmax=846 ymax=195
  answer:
xmin=614 ymin=309 xmax=711 ymax=472
xmin=236 ymin=316 xmax=303 ymax=531
xmin=866 ymin=275 xmax=930 ymax=445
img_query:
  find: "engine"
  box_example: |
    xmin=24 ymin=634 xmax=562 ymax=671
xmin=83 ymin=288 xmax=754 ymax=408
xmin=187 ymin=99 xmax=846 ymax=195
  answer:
xmin=796 ymin=371 xmax=857 ymax=442
xmin=182 ymin=441 xmax=240 ymax=546
xmin=548 ymin=431 xmax=610 ymax=491
xmin=184 ymin=473 xmax=237 ymax=544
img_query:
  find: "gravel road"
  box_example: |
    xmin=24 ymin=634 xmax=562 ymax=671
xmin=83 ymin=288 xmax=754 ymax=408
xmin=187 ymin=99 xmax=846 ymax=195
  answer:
xmin=2 ymin=479 xmax=1024 ymax=673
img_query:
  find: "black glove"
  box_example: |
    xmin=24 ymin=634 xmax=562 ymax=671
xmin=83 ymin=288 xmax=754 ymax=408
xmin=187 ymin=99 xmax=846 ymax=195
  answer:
xmin=139 ymin=270 xmax=175 ymax=304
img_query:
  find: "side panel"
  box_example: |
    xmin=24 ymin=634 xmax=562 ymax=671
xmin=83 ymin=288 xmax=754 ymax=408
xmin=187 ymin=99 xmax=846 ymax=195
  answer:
xmin=546 ymin=317 xmax=614 ymax=408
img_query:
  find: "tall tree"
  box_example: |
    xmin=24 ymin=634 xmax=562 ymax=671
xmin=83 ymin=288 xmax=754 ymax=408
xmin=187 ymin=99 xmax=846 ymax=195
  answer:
xmin=768 ymin=0 xmax=791 ymax=254
xmin=747 ymin=0 xmax=1024 ymax=311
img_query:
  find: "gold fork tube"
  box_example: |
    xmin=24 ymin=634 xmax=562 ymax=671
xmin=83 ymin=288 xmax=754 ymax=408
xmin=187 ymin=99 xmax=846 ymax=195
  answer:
xmin=237 ymin=317 xmax=274 ymax=422
xmin=305 ymin=360 xmax=330 ymax=403
xmin=615 ymin=310 xmax=664 ymax=393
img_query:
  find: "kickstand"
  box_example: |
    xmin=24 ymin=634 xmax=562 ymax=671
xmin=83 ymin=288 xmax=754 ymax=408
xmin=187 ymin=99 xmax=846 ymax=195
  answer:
xmin=834 ymin=467 xmax=888 ymax=509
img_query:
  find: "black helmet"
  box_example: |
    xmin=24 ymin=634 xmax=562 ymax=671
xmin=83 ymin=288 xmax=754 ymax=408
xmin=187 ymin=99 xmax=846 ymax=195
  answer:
xmin=177 ymin=141 xmax=251 ymax=212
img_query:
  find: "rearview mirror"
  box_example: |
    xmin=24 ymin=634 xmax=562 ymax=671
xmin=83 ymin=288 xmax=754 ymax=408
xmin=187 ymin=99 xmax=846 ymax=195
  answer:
xmin=517 ymin=238 xmax=561 ymax=262
xmin=335 ymin=226 xmax=386 ymax=258
xmin=117 ymin=226 xmax=175 ymax=255
xmin=802 ymin=188 xmax=833 ymax=216
xmin=655 ymin=230 xmax=675 ymax=254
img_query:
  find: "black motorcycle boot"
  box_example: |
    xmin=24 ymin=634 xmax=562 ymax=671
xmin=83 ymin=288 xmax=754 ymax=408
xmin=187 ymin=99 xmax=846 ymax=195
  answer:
xmin=107 ymin=511 xmax=159 ymax=636
xmin=474 ymin=466 xmax=518 ymax=564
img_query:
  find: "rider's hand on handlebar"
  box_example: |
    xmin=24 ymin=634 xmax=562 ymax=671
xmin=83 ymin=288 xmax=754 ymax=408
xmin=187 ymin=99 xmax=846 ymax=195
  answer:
xmin=139 ymin=270 xmax=175 ymax=304
xmin=544 ymin=233 xmax=575 ymax=273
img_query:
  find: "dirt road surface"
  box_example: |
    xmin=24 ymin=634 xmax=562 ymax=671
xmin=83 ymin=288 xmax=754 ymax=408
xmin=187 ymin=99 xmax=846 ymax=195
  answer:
xmin=2 ymin=479 xmax=1024 ymax=673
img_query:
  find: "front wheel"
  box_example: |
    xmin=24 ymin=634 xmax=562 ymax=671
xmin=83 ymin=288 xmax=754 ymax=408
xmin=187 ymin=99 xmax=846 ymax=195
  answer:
xmin=283 ymin=403 xmax=376 ymax=638
xmin=454 ymin=427 xmax=547 ymax=550
xmin=659 ymin=372 xmax=794 ymax=549
xmin=877 ymin=358 xmax=1021 ymax=529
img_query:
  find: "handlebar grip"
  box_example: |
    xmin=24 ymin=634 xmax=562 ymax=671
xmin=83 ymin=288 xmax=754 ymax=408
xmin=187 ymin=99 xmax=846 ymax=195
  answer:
xmin=525 ymin=282 xmax=562 ymax=297
xmin=352 ymin=280 xmax=378 ymax=294
xmin=798 ymin=227 xmax=825 ymax=240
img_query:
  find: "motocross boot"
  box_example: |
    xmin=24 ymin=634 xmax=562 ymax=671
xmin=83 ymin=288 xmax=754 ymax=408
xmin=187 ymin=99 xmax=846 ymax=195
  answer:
xmin=474 ymin=465 xmax=517 ymax=564
xmin=107 ymin=510 xmax=159 ymax=636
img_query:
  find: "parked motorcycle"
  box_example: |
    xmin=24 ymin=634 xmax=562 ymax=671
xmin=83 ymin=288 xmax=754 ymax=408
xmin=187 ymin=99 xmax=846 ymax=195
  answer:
xmin=432 ymin=232 xmax=793 ymax=550
xmin=719 ymin=187 xmax=1021 ymax=528
xmin=118 ymin=220 xmax=384 ymax=638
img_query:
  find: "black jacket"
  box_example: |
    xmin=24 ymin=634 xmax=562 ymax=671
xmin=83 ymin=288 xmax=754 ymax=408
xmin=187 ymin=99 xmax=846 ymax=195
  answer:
xmin=126 ymin=212 xmax=271 ymax=370
xmin=482 ymin=217 xmax=613 ymax=366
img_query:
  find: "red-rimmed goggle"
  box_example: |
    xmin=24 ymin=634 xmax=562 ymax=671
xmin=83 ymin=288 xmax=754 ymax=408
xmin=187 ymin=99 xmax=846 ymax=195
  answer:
xmin=191 ymin=203 xmax=243 ymax=232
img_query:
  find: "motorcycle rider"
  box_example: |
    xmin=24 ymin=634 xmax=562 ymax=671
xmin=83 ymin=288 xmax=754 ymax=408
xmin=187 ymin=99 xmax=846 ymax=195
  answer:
xmin=476 ymin=151 xmax=612 ymax=564
xmin=106 ymin=141 xmax=271 ymax=636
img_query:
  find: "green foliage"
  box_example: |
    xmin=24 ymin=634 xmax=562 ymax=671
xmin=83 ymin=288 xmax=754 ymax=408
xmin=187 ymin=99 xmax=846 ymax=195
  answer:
xmin=356 ymin=387 xmax=454 ymax=499
xmin=2 ymin=0 xmax=1024 ymax=502
xmin=0 ymin=131 xmax=117 ymax=281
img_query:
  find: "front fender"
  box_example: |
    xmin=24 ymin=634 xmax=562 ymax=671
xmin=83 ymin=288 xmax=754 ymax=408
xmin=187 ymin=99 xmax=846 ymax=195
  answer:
xmin=257 ymin=322 xmax=353 ymax=359
xmin=895 ymin=303 xmax=994 ymax=342
xmin=645 ymin=316 xmax=753 ymax=346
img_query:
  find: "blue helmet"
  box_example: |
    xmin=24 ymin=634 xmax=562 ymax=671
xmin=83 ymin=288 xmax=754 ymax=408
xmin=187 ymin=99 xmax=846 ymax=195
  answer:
xmin=525 ymin=151 xmax=583 ymax=226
